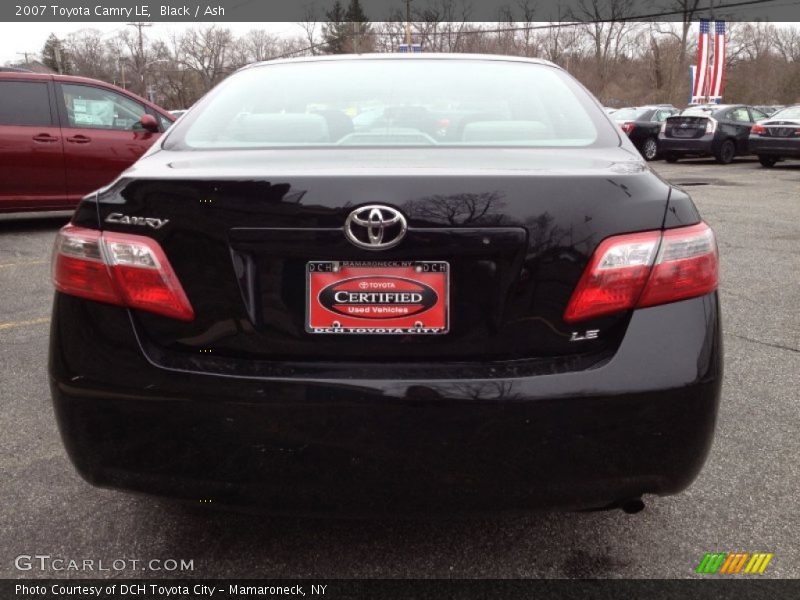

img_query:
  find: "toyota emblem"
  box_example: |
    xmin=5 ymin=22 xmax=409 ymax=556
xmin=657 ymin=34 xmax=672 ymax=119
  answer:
xmin=344 ymin=205 xmax=407 ymax=250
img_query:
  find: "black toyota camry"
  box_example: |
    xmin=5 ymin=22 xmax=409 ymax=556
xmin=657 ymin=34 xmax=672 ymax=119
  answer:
xmin=748 ymin=104 xmax=800 ymax=167
xmin=49 ymin=55 xmax=722 ymax=514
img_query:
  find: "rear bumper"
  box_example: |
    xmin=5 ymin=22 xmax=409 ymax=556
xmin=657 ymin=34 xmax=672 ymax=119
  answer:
xmin=657 ymin=136 xmax=715 ymax=157
xmin=49 ymin=294 xmax=722 ymax=513
xmin=748 ymin=137 xmax=800 ymax=157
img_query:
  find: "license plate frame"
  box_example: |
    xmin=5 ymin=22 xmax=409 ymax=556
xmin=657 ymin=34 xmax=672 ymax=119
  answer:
xmin=306 ymin=261 xmax=449 ymax=335
xmin=673 ymin=128 xmax=696 ymax=138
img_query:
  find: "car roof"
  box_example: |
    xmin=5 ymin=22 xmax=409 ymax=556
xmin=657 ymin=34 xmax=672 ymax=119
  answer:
xmin=243 ymin=53 xmax=559 ymax=71
xmin=768 ymin=104 xmax=799 ymax=113
xmin=612 ymin=106 xmax=665 ymax=115
xmin=0 ymin=71 xmax=52 ymax=81
xmin=688 ymin=104 xmax=742 ymax=110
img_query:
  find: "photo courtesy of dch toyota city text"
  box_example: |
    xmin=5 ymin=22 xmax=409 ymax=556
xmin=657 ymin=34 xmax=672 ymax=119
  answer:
xmin=0 ymin=0 xmax=798 ymax=598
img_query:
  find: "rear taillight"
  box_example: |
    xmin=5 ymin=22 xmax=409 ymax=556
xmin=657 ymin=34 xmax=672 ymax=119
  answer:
xmin=564 ymin=230 xmax=660 ymax=322
xmin=52 ymin=225 xmax=194 ymax=321
xmin=52 ymin=227 xmax=120 ymax=304
xmin=659 ymin=122 xmax=667 ymax=134
xmin=620 ymin=122 xmax=635 ymax=135
xmin=705 ymin=118 xmax=717 ymax=134
xmin=750 ymin=124 xmax=765 ymax=135
xmin=564 ymin=222 xmax=718 ymax=322
xmin=637 ymin=223 xmax=718 ymax=308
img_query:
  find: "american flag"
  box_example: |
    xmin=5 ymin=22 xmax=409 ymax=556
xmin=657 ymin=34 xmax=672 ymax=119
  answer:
xmin=692 ymin=19 xmax=711 ymax=102
xmin=709 ymin=21 xmax=727 ymax=99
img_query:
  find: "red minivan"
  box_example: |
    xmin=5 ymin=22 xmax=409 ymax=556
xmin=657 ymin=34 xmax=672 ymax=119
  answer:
xmin=0 ymin=72 xmax=174 ymax=213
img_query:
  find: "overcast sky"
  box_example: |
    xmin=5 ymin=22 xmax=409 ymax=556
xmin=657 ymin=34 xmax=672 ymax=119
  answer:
xmin=0 ymin=22 xmax=303 ymax=64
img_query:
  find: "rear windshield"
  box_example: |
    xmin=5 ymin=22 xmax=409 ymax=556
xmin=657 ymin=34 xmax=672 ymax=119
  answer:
xmin=771 ymin=106 xmax=800 ymax=119
xmin=164 ymin=59 xmax=615 ymax=150
xmin=613 ymin=108 xmax=648 ymax=121
xmin=680 ymin=106 xmax=720 ymax=117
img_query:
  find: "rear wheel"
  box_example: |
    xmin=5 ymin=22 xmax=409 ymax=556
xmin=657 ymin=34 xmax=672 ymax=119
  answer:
xmin=758 ymin=155 xmax=779 ymax=168
xmin=641 ymin=137 xmax=658 ymax=161
xmin=714 ymin=139 xmax=736 ymax=164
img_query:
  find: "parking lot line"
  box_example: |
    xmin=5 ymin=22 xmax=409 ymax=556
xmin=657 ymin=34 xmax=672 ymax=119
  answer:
xmin=0 ymin=259 xmax=48 ymax=269
xmin=0 ymin=317 xmax=50 ymax=331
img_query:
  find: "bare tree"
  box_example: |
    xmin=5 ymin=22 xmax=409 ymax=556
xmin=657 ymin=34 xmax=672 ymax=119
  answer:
xmin=415 ymin=0 xmax=472 ymax=52
xmin=64 ymin=29 xmax=115 ymax=82
xmin=774 ymin=25 xmax=800 ymax=62
xmin=516 ymin=0 xmax=539 ymax=57
xmin=299 ymin=3 xmax=321 ymax=53
xmin=649 ymin=0 xmax=703 ymax=67
xmin=489 ymin=1 xmax=537 ymax=57
xmin=179 ymin=26 xmax=235 ymax=93
xmin=373 ymin=18 xmax=407 ymax=53
xmin=571 ymin=0 xmax=637 ymax=95
xmin=242 ymin=29 xmax=282 ymax=63
xmin=539 ymin=12 xmax=584 ymax=69
xmin=121 ymin=24 xmax=155 ymax=96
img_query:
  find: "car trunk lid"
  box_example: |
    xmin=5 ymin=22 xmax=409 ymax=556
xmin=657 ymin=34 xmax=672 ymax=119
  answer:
xmin=95 ymin=148 xmax=672 ymax=368
xmin=663 ymin=115 xmax=710 ymax=139
xmin=758 ymin=118 xmax=800 ymax=138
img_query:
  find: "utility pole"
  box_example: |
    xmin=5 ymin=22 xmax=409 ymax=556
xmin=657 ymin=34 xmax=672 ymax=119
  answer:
xmin=16 ymin=51 xmax=34 ymax=66
xmin=54 ymin=45 xmax=63 ymax=74
xmin=404 ymin=0 xmax=412 ymax=47
xmin=127 ymin=22 xmax=152 ymax=96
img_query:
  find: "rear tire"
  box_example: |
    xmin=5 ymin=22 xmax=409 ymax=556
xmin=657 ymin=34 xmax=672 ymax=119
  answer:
xmin=758 ymin=155 xmax=778 ymax=168
xmin=714 ymin=140 xmax=736 ymax=164
xmin=664 ymin=154 xmax=679 ymax=163
xmin=641 ymin=137 xmax=659 ymax=161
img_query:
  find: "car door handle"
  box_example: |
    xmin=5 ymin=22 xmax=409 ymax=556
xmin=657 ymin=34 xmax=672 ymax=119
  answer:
xmin=32 ymin=133 xmax=59 ymax=143
xmin=66 ymin=135 xmax=92 ymax=144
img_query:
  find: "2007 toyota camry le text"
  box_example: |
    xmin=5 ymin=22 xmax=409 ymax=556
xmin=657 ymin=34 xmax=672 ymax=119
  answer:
xmin=49 ymin=54 xmax=722 ymax=514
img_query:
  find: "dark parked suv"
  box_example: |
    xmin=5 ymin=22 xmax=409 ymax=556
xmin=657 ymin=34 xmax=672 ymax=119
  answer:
xmin=0 ymin=72 xmax=174 ymax=213
xmin=658 ymin=104 xmax=769 ymax=164
xmin=49 ymin=55 xmax=722 ymax=514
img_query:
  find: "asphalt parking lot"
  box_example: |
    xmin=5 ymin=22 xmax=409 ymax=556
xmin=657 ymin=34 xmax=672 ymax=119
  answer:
xmin=1 ymin=158 xmax=798 ymax=579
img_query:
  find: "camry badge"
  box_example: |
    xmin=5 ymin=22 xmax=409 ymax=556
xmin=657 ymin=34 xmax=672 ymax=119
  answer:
xmin=344 ymin=205 xmax=407 ymax=250
xmin=105 ymin=212 xmax=170 ymax=230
